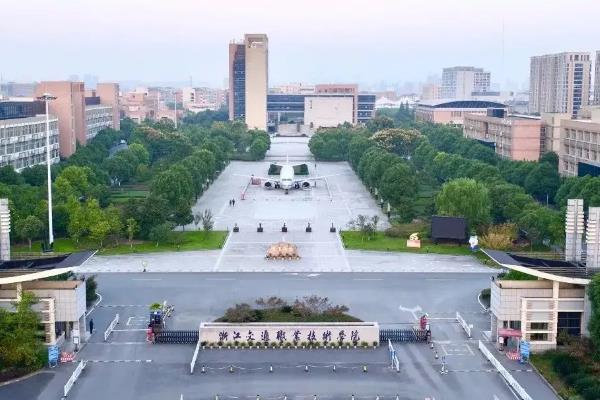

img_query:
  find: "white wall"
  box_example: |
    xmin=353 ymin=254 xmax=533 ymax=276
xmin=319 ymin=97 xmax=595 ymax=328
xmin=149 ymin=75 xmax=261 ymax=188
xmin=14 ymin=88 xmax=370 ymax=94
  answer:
xmin=304 ymin=96 xmax=353 ymax=129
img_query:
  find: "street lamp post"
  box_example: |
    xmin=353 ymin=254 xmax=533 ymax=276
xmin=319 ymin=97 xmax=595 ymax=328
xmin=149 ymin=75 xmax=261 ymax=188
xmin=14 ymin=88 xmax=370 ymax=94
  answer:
xmin=37 ymin=93 xmax=57 ymax=248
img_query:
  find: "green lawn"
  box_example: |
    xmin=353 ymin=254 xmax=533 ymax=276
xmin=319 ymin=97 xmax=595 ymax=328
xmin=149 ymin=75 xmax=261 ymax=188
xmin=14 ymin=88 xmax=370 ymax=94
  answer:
xmin=11 ymin=230 xmax=228 ymax=256
xmin=341 ymin=231 xmax=476 ymax=255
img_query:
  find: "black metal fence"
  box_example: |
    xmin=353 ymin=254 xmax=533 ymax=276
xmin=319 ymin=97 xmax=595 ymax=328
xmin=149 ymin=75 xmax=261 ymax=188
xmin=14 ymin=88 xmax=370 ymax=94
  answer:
xmin=155 ymin=330 xmax=198 ymax=344
xmin=379 ymin=328 xmax=427 ymax=342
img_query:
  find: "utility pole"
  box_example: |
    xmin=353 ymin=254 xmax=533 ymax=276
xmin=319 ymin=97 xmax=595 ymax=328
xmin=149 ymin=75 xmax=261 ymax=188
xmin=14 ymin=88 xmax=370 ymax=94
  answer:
xmin=37 ymin=93 xmax=57 ymax=247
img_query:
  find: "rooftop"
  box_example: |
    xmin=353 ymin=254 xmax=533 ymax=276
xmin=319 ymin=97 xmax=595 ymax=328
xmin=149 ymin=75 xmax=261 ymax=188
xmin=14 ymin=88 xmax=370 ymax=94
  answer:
xmin=484 ymin=249 xmax=594 ymax=284
xmin=0 ymin=251 xmax=95 ymax=285
xmin=417 ymin=99 xmax=507 ymax=108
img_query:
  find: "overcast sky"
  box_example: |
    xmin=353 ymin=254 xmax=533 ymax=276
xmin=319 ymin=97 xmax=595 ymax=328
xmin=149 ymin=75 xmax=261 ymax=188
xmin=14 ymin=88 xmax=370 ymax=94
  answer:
xmin=1 ymin=0 xmax=599 ymax=91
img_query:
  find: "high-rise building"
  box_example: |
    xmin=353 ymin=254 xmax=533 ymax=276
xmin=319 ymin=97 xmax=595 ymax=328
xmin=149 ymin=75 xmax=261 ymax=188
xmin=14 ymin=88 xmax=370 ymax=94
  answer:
xmin=440 ymin=67 xmax=491 ymax=99
xmin=595 ymin=51 xmax=600 ymax=105
xmin=96 ymin=83 xmax=120 ymax=131
xmin=529 ymin=52 xmax=592 ymax=118
xmin=228 ymin=34 xmax=268 ymax=130
xmin=421 ymin=84 xmax=441 ymax=101
xmin=35 ymin=81 xmax=86 ymax=157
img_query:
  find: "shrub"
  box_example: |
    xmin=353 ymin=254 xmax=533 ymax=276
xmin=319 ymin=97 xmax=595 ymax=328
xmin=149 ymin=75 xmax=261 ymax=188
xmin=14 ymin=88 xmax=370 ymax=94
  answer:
xmin=220 ymin=303 xmax=260 ymax=323
xmin=552 ymin=352 xmax=582 ymax=378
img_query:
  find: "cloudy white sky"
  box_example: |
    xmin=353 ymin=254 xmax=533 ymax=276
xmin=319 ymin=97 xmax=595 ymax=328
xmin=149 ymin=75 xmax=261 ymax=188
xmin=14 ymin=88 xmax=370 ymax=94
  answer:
xmin=1 ymin=0 xmax=599 ymax=90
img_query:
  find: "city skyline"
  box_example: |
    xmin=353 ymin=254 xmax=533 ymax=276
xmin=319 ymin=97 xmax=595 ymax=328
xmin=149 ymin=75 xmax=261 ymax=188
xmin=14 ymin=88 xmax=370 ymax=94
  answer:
xmin=2 ymin=0 xmax=600 ymax=90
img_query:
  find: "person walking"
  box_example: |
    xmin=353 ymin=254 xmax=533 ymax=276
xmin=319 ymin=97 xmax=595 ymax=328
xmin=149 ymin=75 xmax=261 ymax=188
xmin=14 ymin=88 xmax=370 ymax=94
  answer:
xmin=232 ymin=198 xmax=236 ymax=206
xmin=89 ymin=318 xmax=94 ymax=334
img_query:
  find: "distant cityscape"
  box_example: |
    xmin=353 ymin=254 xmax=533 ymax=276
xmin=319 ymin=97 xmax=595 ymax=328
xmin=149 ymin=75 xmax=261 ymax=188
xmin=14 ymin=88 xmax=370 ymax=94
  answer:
xmin=1 ymin=34 xmax=599 ymax=176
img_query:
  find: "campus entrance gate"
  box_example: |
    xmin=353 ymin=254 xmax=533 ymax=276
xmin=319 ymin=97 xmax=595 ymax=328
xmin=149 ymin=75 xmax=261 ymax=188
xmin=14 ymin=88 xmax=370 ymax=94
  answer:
xmin=155 ymin=330 xmax=199 ymax=344
xmin=379 ymin=328 xmax=428 ymax=342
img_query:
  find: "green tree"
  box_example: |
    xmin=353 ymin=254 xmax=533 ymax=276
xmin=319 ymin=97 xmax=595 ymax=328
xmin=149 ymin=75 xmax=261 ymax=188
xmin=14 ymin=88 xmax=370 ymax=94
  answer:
xmin=104 ymin=205 xmax=123 ymax=245
xmin=371 ymin=128 xmax=421 ymax=158
xmin=366 ymin=115 xmax=394 ymax=132
xmin=517 ymin=205 xmax=563 ymax=245
xmin=171 ymin=202 xmax=193 ymax=231
xmin=379 ymin=163 xmax=418 ymax=222
xmin=0 ymin=292 xmax=44 ymax=370
xmin=20 ymin=165 xmax=47 ymax=186
xmin=0 ymin=165 xmax=24 ymax=185
xmin=348 ymin=135 xmax=375 ymax=170
xmin=125 ymin=218 xmax=139 ymax=248
xmin=151 ymin=164 xmax=194 ymax=206
xmin=149 ymin=222 xmax=173 ymax=247
xmin=524 ymin=162 xmax=560 ymax=203
xmin=588 ymin=274 xmax=600 ymax=356
xmin=435 ymin=178 xmax=491 ymax=231
xmin=15 ymin=215 xmax=44 ymax=250
xmin=89 ymin=219 xmax=111 ymax=247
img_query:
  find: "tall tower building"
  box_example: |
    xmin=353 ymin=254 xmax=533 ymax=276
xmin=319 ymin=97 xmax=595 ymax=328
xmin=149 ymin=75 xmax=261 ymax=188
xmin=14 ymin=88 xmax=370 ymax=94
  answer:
xmin=440 ymin=66 xmax=491 ymax=99
xmin=228 ymin=34 xmax=268 ymax=130
xmin=594 ymin=51 xmax=600 ymax=106
xmin=529 ymin=52 xmax=592 ymax=118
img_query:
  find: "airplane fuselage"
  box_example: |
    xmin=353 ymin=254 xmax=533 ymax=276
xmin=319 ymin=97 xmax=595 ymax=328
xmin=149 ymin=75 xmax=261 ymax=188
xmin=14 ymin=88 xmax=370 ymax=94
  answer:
xmin=279 ymin=165 xmax=295 ymax=190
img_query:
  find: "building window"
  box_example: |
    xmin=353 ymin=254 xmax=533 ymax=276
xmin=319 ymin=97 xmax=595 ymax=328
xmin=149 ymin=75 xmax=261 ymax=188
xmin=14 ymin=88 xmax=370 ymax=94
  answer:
xmin=558 ymin=312 xmax=582 ymax=337
xmin=530 ymin=322 xmax=549 ymax=330
xmin=529 ymin=333 xmax=548 ymax=341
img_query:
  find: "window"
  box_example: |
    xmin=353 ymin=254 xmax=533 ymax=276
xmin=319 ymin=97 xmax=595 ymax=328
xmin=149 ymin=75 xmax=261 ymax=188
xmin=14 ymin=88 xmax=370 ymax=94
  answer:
xmin=530 ymin=322 xmax=548 ymax=330
xmin=529 ymin=333 xmax=548 ymax=341
xmin=558 ymin=312 xmax=581 ymax=337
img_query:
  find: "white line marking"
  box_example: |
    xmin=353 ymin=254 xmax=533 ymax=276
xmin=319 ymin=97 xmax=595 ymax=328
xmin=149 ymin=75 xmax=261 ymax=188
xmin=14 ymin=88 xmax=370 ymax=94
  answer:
xmin=398 ymin=304 xmax=422 ymax=321
xmin=112 ymin=329 xmax=148 ymax=332
xmin=205 ymin=278 xmax=235 ymax=281
xmin=213 ymin=230 xmax=232 ymax=272
xmin=353 ymin=278 xmax=383 ymax=281
xmin=126 ymin=317 xmax=133 ymax=326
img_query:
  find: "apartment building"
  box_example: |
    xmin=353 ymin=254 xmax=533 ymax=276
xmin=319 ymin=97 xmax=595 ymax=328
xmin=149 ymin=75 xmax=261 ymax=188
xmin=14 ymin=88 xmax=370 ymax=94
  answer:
xmin=463 ymin=109 xmax=543 ymax=161
xmin=34 ymin=81 xmax=119 ymax=157
xmin=559 ymin=108 xmax=600 ymax=176
xmin=440 ymin=67 xmax=491 ymax=99
xmin=229 ymin=34 xmax=269 ymax=130
xmin=529 ymin=52 xmax=592 ymax=118
xmin=0 ymin=100 xmax=59 ymax=170
xmin=182 ymin=87 xmax=227 ymax=112
xmin=35 ymin=82 xmax=85 ymax=157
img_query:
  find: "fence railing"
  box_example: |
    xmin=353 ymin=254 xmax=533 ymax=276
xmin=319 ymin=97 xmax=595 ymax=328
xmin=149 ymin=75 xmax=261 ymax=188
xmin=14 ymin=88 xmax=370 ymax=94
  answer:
xmin=155 ymin=330 xmax=199 ymax=344
xmin=63 ymin=360 xmax=87 ymax=398
xmin=104 ymin=313 xmax=119 ymax=342
xmin=380 ymin=328 xmax=427 ymax=342
xmin=478 ymin=340 xmax=532 ymax=400
xmin=456 ymin=312 xmax=472 ymax=338
xmin=190 ymin=339 xmax=201 ymax=374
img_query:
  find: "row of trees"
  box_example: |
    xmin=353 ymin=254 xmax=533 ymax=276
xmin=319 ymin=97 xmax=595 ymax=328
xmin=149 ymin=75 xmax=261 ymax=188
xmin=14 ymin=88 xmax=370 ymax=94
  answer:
xmin=308 ymin=115 xmax=567 ymax=242
xmin=3 ymin=111 xmax=270 ymax=249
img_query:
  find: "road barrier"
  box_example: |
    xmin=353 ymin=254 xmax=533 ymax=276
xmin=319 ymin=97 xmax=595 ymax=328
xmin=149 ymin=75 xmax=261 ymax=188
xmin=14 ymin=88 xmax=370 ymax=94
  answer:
xmin=155 ymin=330 xmax=199 ymax=344
xmin=63 ymin=360 xmax=87 ymax=398
xmin=456 ymin=312 xmax=472 ymax=338
xmin=379 ymin=328 xmax=427 ymax=342
xmin=190 ymin=339 xmax=201 ymax=374
xmin=388 ymin=340 xmax=400 ymax=372
xmin=478 ymin=340 xmax=533 ymax=400
xmin=103 ymin=313 xmax=119 ymax=342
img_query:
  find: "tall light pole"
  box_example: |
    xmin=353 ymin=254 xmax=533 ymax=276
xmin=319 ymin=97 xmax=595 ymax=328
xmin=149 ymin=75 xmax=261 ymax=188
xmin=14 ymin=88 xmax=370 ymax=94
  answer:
xmin=37 ymin=93 xmax=57 ymax=247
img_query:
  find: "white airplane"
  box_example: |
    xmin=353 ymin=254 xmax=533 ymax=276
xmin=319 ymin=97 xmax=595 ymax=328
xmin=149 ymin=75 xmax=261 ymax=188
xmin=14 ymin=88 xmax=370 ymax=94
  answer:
xmin=237 ymin=158 xmax=338 ymax=194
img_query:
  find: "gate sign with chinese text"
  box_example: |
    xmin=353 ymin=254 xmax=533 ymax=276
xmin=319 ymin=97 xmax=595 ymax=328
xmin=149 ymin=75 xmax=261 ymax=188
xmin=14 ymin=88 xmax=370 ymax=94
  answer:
xmin=199 ymin=322 xmax=379 ymax=345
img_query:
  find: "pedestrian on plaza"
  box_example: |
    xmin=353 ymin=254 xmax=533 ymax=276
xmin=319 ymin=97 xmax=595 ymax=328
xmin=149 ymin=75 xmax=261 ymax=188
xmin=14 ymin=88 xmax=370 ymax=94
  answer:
xmin=89 ymin=318 xmax=94 ymax=334
xmin=232 ymin=198 xmax=236 ymax=206
xmin=229 ymin=199 xmax=232 ymax=206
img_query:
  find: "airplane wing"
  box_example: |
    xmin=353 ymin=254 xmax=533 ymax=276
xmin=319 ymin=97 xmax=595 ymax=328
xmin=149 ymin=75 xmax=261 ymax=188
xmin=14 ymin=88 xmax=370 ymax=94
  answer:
xmin=234 ymin=174 xmax=274 ymax=181
xmin=303 ymin=173 xmax=342 ymax=181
